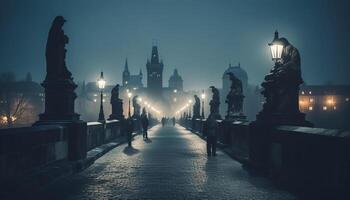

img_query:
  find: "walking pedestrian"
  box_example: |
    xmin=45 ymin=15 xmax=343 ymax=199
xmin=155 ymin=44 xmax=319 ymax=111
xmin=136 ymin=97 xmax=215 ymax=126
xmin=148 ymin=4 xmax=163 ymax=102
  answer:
xmin=161 ymin=117 xmax=166 ymax=127
xmin=204 ymin=114 xmax=218 ymax=156
xmin=125 ymin=117 xmax=134 ymax=147
xmin=141 ymin=110 xmax=149 ymax=139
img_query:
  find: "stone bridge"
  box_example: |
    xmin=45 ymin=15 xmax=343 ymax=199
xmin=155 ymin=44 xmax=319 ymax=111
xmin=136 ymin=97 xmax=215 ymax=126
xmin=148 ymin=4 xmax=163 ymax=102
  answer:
xmin=1 ymin=16 xmax=350 ymax=200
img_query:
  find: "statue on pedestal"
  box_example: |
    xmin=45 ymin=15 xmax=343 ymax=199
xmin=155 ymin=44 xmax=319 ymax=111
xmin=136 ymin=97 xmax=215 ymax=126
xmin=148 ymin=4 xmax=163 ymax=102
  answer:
xmin=209 ymin=86 xmax=221 ymax=119
xmin=225 ymin=72 xmax=245 ymax=120
xmin=192 ymin=95 xmax=201 ymax=119
xmin=38 ymin=16 xmax=79 ymax=121
xmin=35 ymin=16 xmax=86 ymax=161
xmin=109 ymin=84 xmax=124 ymax=120
xmin=257 ymin=32 xmax=312 ymax=126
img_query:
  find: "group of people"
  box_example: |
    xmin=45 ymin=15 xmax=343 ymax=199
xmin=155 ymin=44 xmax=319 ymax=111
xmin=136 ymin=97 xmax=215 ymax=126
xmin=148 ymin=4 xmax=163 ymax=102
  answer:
xmin=125 ymin=112 xmax=150 ymax=147
xmin=161 ymin=117 xmax=176 ymax=127
xmin=125 ymin=113 xmax=218 ymax=157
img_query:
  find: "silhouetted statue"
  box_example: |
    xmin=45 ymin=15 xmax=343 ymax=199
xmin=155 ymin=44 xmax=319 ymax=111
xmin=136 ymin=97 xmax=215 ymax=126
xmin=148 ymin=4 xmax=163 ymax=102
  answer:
xmin=132 ymin=95 xmax=141 ymax=118
xmin=109 ymin=84 xmax=124 ymax=120
xmin=209 ymin=86 xmax=221 ymax=119
xmin=37 ymin=16 xmax=79 ymax=121
xmin=35 ymin=16 xmax=86 ymax=161
xmin=225 ymin=72 xmax=245 ymax=120
xmin=192 ymin=95 xmax=201 ymax=119
xmin=257 ymin=34 xmax=312 ymax=126
xmin=45 ymin=16 xmax=72 ymax=81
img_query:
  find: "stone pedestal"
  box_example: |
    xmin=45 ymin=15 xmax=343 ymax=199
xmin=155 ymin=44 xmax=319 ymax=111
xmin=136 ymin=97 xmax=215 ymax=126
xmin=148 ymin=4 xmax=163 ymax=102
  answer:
xmin=34 ymin=120 xmax=87 ymax=161
xmin=39 ymin=80 xmax=80 ymax=121
xmin=34 ymin=80 xmax=87 ymax=161
xmin=109 ymin=99 xmax=124 ymax=120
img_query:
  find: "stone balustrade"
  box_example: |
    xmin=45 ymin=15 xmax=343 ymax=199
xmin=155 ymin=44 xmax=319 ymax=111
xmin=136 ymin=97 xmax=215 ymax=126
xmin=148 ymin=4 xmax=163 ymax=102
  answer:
xmin=178 ymin=117 xmax=350 ymax=194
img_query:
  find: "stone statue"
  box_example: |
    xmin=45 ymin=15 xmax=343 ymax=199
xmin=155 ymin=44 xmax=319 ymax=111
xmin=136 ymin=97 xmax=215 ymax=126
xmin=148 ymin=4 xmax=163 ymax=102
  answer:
xmin=37 ymin=16 xmax=79 ymax=121
xmin=110 ymin=84 xmax=120 ymax=104
xmin=132 ymin=95 xmax=141 ymax=118
xmin=257 ymin=35 xmax=312 ymax=126
xmin=45 ymin=16 xmax=72 ymax=81
xmin=109 ymin=84 xmax=124 ymax=120
xmin=225 ymin=72 xmax=245 ymax=120
xmin=192 ymin=95 xmax=201 ymax=119
xmin=209 ymin=86 xmax=221 ymax=119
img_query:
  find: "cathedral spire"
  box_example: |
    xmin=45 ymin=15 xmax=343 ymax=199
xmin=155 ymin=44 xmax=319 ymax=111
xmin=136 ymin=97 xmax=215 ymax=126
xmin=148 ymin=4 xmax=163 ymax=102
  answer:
xmin=124 ymin=58 xmax=129 ymax=72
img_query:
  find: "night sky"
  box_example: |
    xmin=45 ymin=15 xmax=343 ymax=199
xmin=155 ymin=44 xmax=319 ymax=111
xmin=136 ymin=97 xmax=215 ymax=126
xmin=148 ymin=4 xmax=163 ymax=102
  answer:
xmin=1 ymin=0 xmax=349 ymax=90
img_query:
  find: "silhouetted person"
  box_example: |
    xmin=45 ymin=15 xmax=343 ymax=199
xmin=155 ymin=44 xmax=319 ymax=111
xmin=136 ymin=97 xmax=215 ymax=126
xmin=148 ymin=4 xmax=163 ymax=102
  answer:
xmin=172 ymin=117 xmax=176 ymax=126
xmin=161 ymin=117 xmax=166 ymax=127
xmin=204 ymin=115 xmax=218 ymax=156
xmin=125 ymin=118 xmax=134 ymax=147
xmin=141 ymin=113 xmax=149 ymax=139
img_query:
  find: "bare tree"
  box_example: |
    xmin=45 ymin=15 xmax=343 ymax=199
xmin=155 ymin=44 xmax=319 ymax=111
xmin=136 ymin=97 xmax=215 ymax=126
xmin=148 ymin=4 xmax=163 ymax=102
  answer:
xmin=0 ymin=72 xmax=30 ymax=128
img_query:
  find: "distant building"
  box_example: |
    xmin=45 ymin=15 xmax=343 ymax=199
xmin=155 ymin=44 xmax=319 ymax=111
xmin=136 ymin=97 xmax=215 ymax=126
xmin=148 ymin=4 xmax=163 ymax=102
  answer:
xmin=0 ymin=74 xmax=44 ymax=127
xmin=299 ymin=85 xmax=350 ymax=129
xmin=168 ymin=69 xmax=183 ymax=91
xmin=122 ymin=58 xmax=143 ymax=89
xmin=146 ymin=45 xmax=164 ymax=93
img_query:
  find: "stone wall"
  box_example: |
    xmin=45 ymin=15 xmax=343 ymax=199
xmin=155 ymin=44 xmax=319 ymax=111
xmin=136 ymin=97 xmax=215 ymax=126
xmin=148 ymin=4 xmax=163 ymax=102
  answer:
xmin=179 ymin=118 xmax=350 ymax=194
xmin=0 ymin=125 xmax=68 ymax=179
xmin=86 ymin=120 xmax=122 ymax=151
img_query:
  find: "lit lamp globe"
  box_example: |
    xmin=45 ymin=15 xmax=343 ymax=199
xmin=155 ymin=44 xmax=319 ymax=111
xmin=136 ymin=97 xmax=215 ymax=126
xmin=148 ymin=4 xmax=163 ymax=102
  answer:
xmin=201 ymin=93 xmax=205 ymax=100
xmin=97 ymin=72 xmax=106 ymax=89
xmin=269 ymin=30 xmax=284 ymax=63
xmin=127 ymin=92 xmax=132 ymax=98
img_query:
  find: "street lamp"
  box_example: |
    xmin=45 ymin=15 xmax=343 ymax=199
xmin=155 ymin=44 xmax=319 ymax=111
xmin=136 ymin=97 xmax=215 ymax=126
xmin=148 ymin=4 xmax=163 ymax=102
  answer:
xmin=201 ymin=90 xmax=206 ymax=119
xmin=127 ymin=92 xmax=132 ymax=118
xmin=188 ymin=99 xmax=192 ymax=118
xmin=268 ymin=30 xmax=284 ymax=64
xmin=97 ymin=71 xmax=106 ymax=122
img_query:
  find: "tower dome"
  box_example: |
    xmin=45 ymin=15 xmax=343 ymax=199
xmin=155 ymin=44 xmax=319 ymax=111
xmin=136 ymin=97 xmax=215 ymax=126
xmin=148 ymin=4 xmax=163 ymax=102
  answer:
xmin=169 ymin=69 xmax=183 ymax=91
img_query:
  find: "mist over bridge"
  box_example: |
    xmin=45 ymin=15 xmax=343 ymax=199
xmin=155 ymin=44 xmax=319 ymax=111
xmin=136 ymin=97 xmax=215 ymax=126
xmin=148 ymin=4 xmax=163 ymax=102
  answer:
xmin=0 ymin=15 xmax=349 ymax=200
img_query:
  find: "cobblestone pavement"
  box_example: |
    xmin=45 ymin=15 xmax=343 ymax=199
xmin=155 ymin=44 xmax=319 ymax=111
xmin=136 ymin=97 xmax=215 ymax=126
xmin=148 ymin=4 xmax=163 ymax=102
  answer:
xmin=34 ymin=125 xmax=296 ymax=200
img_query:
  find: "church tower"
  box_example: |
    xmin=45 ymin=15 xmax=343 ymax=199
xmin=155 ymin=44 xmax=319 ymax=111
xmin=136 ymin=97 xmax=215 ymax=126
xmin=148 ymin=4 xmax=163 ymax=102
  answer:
xmin=122 ymin=58 xmax=130 ymax=86
xmin=146 ymin=45 xmax=163 ymax=91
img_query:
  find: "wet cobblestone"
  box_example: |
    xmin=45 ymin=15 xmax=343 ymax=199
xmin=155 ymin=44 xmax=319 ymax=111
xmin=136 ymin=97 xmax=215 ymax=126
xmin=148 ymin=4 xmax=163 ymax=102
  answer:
xmin=35 ymin=125 xmax=296 ymax=200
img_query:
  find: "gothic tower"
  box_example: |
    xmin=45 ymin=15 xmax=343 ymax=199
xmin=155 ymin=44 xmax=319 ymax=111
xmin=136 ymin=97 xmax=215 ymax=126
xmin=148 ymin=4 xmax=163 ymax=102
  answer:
xmin=146 ymin=45 xmax=163 ymax=91
xmin=122 ymin=58 xmax=130 ymax=86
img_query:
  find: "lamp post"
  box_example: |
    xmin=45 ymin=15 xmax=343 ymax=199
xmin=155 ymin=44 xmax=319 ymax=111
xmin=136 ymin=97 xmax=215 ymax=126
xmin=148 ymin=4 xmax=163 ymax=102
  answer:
xmin=127 ymin=92 xmax=132 ymax=118
xmin=97 ymin=72 xmax=106 ymax=122
xmin=201 ymin=90 xmax=205 ymax=119
xmin=268 ymin=30 xmax=284 ymax=64
xmin=188 ymin=99 xmax=192 ymax=118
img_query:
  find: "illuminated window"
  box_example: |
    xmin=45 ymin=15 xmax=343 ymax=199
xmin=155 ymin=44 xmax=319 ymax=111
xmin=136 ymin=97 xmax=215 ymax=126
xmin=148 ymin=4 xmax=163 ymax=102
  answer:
xmin=103 ymin=94 xmax=106 ymax=97
xmin=346 ymin=98 xmax=349 ymax=102
xmin=334 ymin=106 xmax=337 ymax=110
xmin=308 ymin=106 xmax=313 ymax=111
xmin=93 ymin=99 xmax=97 ymax=102
xmin=301 ymin=91 xmax=305 ymax=95
xmin=93 ymin=94 xmax=97 ymax=97
xmin=102 ymin=99 xmax=105 ymax=102
xmin=323 ymin=106 xmax=327 ymax=111
xmin=309 ymin=91 xmax=312 ymax=95
xmin=310 ymin=98 xmax=314 ymax=103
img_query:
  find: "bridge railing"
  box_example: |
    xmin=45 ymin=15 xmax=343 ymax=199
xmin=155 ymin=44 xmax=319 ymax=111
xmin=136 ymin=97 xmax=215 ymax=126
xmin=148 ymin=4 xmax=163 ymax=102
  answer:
xmin=179 ymin=117 xmax=350 ymax=194
xmin=0 ymin=125 xmax=69 ymax=181
xmin=0 ymin=117 xmax=157 ymax=188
